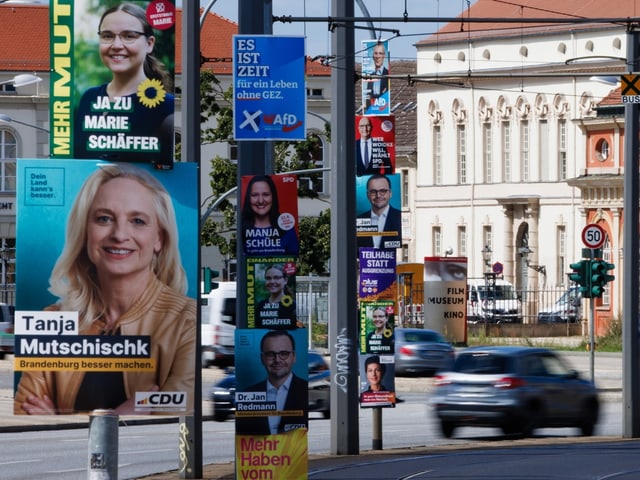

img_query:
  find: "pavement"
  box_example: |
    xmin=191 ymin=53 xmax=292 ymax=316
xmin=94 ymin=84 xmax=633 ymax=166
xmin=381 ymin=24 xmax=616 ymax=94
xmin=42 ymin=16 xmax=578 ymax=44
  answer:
xmin=0 ymin=349 xmax=624 ymax=479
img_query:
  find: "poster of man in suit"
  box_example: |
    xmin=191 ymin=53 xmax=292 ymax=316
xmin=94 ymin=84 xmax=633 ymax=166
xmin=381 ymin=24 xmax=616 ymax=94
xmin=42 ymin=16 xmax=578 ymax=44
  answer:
xmin=356 ymin=173 xmax=402 ymax=250
xmin=355 ymin=115 xmax=395 ymax=176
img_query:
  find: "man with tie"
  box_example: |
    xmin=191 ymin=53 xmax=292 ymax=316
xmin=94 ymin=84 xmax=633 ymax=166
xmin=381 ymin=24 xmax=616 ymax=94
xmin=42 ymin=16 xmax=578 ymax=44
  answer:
xmin=356 ymin=116 xmax=393 ymax=176
xmin=364 ymin=42 xmax=389 ymax=111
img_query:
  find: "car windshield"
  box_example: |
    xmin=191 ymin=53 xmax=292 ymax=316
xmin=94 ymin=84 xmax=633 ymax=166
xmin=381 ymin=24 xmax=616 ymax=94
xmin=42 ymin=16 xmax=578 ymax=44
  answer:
xmin=403 ymin=330 xmax=446 ymax=343
xmin=455 ymin=352 xmax=510 ymax=374
xmin=477 ymin=285 xmax=518 ymax=301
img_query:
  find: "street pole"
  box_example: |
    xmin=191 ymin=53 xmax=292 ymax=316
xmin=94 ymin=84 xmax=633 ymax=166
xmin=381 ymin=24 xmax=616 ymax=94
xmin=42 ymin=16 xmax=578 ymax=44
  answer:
xmin=623 ymin=25 xmax=640 ymax=438
xmin=330 ymin=0 xmax=359 ymax=456
xmin=179 ymin=1 xmax=202 ymax=477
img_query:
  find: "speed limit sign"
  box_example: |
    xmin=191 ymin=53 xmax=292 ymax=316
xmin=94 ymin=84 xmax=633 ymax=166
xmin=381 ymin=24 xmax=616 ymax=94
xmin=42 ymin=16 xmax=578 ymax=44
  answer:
xmin=582 ymin=224 xmax=605 ymax=249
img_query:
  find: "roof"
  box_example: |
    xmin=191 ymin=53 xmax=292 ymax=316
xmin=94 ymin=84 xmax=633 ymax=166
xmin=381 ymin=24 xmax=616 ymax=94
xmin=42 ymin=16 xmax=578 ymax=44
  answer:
xmin=416 ymin=0 xmax=640 ymax=46
xmin=0 ymin=5 xmax=330 ymax=77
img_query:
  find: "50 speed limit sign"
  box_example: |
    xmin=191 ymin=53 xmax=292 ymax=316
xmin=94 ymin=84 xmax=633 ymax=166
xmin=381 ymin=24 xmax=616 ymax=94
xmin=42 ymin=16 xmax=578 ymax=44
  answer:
xmin=582 ymin=224 xmax=605 ymax=249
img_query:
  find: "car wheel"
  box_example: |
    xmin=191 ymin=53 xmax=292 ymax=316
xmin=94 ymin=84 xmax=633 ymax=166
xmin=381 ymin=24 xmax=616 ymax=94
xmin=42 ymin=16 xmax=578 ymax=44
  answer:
xmin=323 ymin=409 xmax=330 ymax=419
xmin=580 ymin=399 xmax=599 ymax=436
xmin=213 ymin=412 xmax=229 ymax=422
xmin=440 ymin=420 xmax=456 ymax=438
xmin=519 ymin=404 xmax=543 ymax=438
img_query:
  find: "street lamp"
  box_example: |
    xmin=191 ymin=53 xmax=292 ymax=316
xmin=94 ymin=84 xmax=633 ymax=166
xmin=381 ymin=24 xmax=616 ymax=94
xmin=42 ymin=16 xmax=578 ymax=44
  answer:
xmin=519 ymin=245 xmax=547 ymax=275
xmin=482 ymin=245 xmax=492 ymax=268
xmin=0 ymin=73 xmax=42 ymax=88
xmin=0 ymin=113 xmax=49 ymax=133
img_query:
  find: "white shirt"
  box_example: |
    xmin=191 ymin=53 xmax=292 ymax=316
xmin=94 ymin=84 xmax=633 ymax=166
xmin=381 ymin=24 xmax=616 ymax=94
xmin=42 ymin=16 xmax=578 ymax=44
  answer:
xmin=361 ymin=139 xmax=372 ymax=168
xmin=370 ymin=205 xmax=389 ymax=248
xmin=265 ymin=373 xmax=293 ymax=434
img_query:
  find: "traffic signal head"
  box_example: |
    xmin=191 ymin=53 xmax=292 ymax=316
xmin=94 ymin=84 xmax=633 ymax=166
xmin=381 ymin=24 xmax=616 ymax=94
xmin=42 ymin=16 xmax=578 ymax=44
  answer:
xmin=569 ymin=260 xmax=591 ymax=298
xmin=590 ymin=260 xmax=614 ymax=298
xmin=202 ymin=267 xmax=220 ymax=293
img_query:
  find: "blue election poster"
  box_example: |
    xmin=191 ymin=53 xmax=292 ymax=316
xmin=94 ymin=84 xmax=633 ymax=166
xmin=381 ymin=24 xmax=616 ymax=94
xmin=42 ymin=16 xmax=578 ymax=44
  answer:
xmin=233 ymin=35 xmax=306 ymax=141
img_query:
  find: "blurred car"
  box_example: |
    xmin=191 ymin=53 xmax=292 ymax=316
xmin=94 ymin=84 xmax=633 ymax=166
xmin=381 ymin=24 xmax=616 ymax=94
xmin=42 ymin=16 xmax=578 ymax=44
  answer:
xmin=0 ymin=303 xmax=15 ymax=357
xmin=538 ymin=286 xmax=582 ymax=324
xmin=209 ymin=349 xmax=331 ymax=422
xmin=394 ymin=327 xmax=455 ymax=376
xmin=431 ymin=346 xmax=599 ymax=438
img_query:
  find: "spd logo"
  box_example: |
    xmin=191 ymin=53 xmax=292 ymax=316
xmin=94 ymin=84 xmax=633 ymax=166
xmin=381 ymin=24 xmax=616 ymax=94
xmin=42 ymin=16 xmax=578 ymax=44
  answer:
xmin=135 ymin=391 xmax=187 ymax=410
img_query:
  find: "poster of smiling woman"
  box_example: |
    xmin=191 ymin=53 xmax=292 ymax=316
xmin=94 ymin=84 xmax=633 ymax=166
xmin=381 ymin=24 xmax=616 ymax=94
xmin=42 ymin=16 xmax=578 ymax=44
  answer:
xmin=50 ymin=0 xmax=176 ymax=168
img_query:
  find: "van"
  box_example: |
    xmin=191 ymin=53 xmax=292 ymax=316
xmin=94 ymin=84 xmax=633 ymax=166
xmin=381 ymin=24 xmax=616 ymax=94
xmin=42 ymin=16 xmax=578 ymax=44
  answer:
xmin=467 ymin=278 xmax=521 ymax=324
xmin=201 ymin=282 xmax=236 ymax=368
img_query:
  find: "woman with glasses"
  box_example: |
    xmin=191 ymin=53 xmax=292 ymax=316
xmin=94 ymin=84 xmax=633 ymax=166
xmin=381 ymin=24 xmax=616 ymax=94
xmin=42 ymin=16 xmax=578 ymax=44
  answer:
xmin=255 ymin=264 xmax=300 ymax=328
xmin=74 ymin=3 xmax=175 ymax=168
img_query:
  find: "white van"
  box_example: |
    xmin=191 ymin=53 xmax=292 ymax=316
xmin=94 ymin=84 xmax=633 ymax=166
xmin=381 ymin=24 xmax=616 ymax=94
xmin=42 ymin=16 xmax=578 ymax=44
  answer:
xmin=467 ymin=278 xmax=521 ymax=324
xmin=201 ymin=282 xmax=236 ymax=368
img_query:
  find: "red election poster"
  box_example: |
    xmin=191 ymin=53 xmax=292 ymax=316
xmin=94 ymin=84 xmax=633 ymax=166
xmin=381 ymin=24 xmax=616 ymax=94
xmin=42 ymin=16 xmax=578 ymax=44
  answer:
xmin=355 ymin=115 xmax=395 ymax=177
xmin=240 ymin=174 xmax=299 ymax=256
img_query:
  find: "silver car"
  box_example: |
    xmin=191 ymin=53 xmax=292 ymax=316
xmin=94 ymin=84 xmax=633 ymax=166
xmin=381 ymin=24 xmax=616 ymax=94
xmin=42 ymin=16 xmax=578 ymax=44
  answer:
xmin=394 ymin=328 xmax=455 ymax=376
xmin=431 ymin=346 xmax=599 ymax=438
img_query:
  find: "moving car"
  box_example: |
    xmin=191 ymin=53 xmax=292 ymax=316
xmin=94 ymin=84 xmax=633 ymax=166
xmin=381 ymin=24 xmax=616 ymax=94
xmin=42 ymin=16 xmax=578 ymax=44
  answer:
xmin=0 ymin=303 xmax=15 ymax=357
xmin=209 ymin=349 xmax=331 ymax=421
xmin=394 ymin=327 xmax=455 ymax=376
xmin=538 ymin=286 xmax=582 ymax=324
xmin=431 ymin=346 xmax=599 ymax=438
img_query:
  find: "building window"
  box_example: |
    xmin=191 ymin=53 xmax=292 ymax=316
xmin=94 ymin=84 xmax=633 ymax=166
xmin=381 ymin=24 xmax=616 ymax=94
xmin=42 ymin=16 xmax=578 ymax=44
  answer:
xmin=304 ymin=134 xmax=325 ymax=194
xmin=228 ymin=142 xmax=238 ymax=164
xmin=558 ymin=119 xmax=567 ymax=180
xmin=458 ymin=226 xmax=467 ymax=256
xmin=557 ymin=226 xmax=566 ymax=286
xmin=433 ymin=227 xmax=442 ymax=256
xmin=0 ymin=129 xmax=17 ymax=193
xmin=596 ymin=138 xmax=610 ymax=162
xmin=401 ymin=169 xmax=409 ymax=208
xmin=306 ymin=88 xmax=324 ymax=98
xmin=539 ymin=119 xmax=548 ymax=180
xmin=502 ymin=121 xmax=511 ymax=182
xmin=402 ymin=244 xmax=409 ymax=263
xmin=483 ymin=123 xmax=493 ymax=183
xmin=483 ymin=226 xmax=492 ymax=253
xmin=457 ymin=125 xmax=467 ymax=184
xmin=520 ymin=120 xmax=530 ymax=182
xmin=433 ymin=125 xmax=442 ymax=185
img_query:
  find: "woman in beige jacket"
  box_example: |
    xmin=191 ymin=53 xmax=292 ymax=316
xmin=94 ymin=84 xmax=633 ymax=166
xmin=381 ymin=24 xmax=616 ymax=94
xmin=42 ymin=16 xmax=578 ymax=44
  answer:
xmin=14 ymin=163 xmax=196 ymax=415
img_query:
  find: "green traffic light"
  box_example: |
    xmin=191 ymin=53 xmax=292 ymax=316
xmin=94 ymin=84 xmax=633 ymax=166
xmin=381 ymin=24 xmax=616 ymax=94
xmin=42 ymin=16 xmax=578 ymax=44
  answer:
xmin=589 ymin=260 xmax=615 ymax=298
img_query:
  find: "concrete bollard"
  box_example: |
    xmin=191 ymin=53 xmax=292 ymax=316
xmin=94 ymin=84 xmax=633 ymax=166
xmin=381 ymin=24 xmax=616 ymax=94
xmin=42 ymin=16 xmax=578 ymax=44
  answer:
xmin=88 ymin=409 xmax=119 ymax=480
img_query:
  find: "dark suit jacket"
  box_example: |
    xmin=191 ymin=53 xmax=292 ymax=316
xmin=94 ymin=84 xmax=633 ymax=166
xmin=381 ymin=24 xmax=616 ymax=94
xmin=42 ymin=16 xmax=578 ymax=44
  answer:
xmin=357 ymin=205 xmax=402 ymax=249
xmin=365 ymin=66 xmax=389 ymax=105
xmin=356 ymin=139 xmax=393 ymax=176
xmin=235 ymin=373 xmax=308 ymax=435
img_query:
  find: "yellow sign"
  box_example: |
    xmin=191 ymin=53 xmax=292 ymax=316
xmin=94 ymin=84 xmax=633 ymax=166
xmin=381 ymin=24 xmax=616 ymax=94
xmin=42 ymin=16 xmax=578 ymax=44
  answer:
xmin=621 ymin=74 xmax=640 ymax=103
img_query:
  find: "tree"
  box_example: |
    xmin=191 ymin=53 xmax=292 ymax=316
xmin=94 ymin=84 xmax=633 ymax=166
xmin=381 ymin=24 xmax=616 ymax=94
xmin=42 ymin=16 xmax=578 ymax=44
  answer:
xmin=197 ymin=70 xmax=332 ymax=275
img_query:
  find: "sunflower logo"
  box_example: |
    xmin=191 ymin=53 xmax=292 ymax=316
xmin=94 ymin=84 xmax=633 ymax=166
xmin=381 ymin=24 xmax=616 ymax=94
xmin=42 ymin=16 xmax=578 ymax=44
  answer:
xmin=137 ymin=78 xmax=166 ymax=108
xmin=281 ymin=295 xmax=293 ymax=308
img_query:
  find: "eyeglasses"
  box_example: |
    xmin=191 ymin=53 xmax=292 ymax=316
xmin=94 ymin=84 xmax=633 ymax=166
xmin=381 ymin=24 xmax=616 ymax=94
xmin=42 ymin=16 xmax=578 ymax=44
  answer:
xmin=359 ymin=124 xmax=372 ymax=129
xmin=368 ymin=189 xmax=389 ymax=196
xmin=265 ymin=275 xmax=284 ymax=281
xmin=261 ymin=350 xmax=292 ymax=360
xmin=98 ymin=30 xmax=146 ymax=45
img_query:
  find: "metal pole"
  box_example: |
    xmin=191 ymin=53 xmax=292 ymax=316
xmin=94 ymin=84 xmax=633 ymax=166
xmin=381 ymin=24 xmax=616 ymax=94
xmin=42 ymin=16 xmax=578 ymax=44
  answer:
xmin=330 ymin=0 xmax=359 ymax=456
xmin=589 ymin=296 xmax=595 ymax=384
xmin=88 ymin=409 xmax=118 ymax=480
xmin=623 ymin=26 xmax=640 ymax=438
xmin=372 ymin=407 xmax=383 ymax=450
xmin=179 ymin=1 xmax=202 ymax=477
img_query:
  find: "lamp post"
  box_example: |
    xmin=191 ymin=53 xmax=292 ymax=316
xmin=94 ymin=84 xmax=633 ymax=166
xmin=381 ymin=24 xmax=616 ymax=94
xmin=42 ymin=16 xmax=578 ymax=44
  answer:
xmin=0 ymin=113 xmax=49 ymax=133
xmin=481 ymin=245 xmax=492 ymax=271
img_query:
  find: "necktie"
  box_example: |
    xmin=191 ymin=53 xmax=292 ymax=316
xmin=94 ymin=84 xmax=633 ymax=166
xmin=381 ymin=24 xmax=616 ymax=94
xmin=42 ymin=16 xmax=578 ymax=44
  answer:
xmin=364 ymin=142 xmax=370 ymax=168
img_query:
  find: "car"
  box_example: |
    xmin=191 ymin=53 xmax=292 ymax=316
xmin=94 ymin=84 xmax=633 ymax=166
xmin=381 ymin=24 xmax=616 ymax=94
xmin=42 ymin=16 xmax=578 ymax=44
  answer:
xmin=394 ymin=328 xmax=455 ymax=376
xmin=0 ymin=303 xmax=15 ymax=357
xmin=538 ymin=287 xmax=582 ymax=324
xmin=431 ymin=346 xmax=599 ymax=439
xmin=209 ymin=349 xmax=331 ymax=422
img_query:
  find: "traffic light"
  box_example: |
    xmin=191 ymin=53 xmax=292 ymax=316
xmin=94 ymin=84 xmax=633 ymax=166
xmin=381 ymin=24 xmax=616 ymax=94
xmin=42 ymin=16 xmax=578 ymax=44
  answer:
xmin=569 ymin=260 xmax=591 ymax=298
xmin=590 ymin=260 xmax=615 ymax=298
xmin=202 ymin=267 xmax=220 ymax=293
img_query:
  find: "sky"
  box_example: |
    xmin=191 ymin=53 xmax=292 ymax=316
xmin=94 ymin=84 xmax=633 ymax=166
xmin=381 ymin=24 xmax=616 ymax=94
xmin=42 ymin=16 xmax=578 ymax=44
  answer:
xmin=191 ymin=0 xmax=473 ymax=61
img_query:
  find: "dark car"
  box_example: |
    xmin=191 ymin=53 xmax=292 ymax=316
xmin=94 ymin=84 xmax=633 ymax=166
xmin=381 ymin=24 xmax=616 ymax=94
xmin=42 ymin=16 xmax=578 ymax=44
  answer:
xmin=394 ymin=328 xmax=455 ymax=376
xmin=431 ymin=346 xmax=599 ymax=438
xmin=209 ymin=349 xmax=331 ymax=422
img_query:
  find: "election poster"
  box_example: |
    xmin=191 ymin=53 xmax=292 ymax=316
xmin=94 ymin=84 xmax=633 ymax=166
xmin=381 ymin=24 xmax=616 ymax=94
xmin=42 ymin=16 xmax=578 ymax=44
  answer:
xmin=358 ymin=247 xmax=396 ymax=300
xmin=233 ymin=35 xmax=306 ymax=140
xmin=423 ymin=256 xmax=468 ymax=344
xmin=246 ymin=257 xmax=299 ymax=329
xmin=356 ymin=173 xmax=402 ymax=250
xmin=240 ymin=174 xmax=299 ymax=257
xmin=359 ymin=300 xmax=395 ymax=355
xmin=361 ymin=39 xmax=390 ymax=115
xmin=14 ymin=159 xmax=198 ymax=415
xmin=359 ymin=353 xmax=395 ymax=408
xmin=50 ymin=0 xmax=176 ymax=168
xmin=355 ymin=115 xmax=395 ymax=176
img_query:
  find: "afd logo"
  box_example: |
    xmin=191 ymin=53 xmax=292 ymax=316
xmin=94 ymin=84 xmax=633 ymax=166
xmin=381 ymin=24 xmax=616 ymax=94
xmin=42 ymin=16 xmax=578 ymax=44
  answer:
xmin=263 ymin=113 xmax=303 ymax=132
xmin=135 ymin=392 xmax=187 ymax=410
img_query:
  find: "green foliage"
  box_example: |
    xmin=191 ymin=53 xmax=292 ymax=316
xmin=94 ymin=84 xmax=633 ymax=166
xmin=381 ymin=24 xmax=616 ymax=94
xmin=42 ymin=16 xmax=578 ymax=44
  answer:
xmin=297 ymin=209 xmax=331 ymax=275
